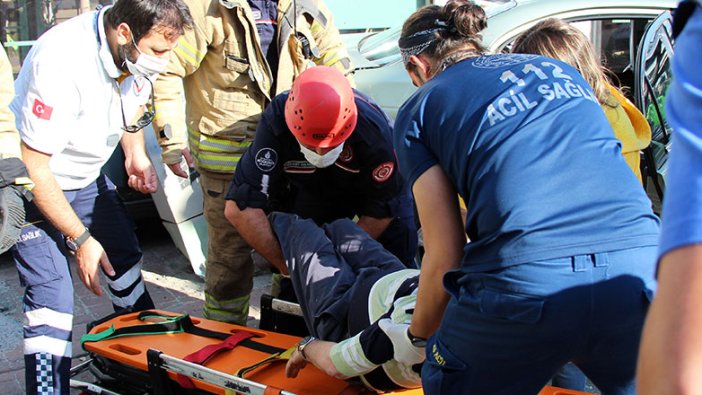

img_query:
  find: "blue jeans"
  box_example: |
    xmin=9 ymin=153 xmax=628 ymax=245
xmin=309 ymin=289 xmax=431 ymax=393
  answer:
xmin=422 ymin=247 xmax=656 ymax=395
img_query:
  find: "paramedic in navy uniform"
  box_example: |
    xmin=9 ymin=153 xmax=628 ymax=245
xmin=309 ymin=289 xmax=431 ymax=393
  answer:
xmin=225 ymin=66 xmax=417 ymax=273
xmin=10 ymin=1 xmax=193 ymax=393
xmin=394 ymin=1 xmax=660 ymax=394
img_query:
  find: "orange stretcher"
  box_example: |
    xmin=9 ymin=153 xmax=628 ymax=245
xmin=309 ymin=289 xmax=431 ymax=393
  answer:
xmin=74 ymin=309 xmax=592 ymax=395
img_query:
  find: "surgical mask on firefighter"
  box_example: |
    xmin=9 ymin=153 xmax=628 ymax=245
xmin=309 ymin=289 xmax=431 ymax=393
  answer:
xmin=124 ymin=34 xmax=169 ymax=78
xmin=299 ymin=142 xmax=345 ymax=168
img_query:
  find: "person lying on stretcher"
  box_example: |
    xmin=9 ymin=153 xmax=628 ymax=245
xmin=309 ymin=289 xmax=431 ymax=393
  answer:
xmin=267 ymin=212 xmax=424 ymax=392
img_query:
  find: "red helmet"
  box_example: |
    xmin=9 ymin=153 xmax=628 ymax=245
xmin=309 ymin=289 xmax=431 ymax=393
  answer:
xmin=285 ymin=66 xmax=357 ymax=148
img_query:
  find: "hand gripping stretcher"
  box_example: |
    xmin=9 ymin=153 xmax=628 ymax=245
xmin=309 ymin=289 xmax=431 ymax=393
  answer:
xmin=70 ymin=308 xmax=593 ymax=395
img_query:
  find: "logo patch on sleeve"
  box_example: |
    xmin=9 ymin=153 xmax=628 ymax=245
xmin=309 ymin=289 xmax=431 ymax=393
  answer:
xmin=255 ymin=148 xmax=278 ymax=172
xmin=338 ymin=145 xmax=353 ymax=163
xmin=32 ymin=99 xmax=53 ymax=120
xmin=372 ymin=162 xmax=394 ymax=182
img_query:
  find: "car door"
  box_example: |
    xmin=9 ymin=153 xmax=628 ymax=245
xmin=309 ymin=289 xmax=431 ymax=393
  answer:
xmin=634 ymin=10 xmax=675 ymax=214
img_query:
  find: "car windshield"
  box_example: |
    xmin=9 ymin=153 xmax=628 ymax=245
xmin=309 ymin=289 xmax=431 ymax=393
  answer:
xmin=356 ymin=0 xmax=517 ymax=65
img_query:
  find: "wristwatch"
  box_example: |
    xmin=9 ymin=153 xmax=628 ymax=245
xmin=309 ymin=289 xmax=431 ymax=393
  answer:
xmin=407 ymin=328 xmax=427 ymax=348
xmin=297 ymin=336 xmax=317 ymax=361
xmin=65 ymin=228 xmax=91 ymax=253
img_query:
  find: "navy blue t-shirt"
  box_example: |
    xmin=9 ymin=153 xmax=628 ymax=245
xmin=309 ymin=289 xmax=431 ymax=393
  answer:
xmin=228 ymin=89 xmax=412 ymax=225
xmin=394 ymin=53 xmax=660 ymax=272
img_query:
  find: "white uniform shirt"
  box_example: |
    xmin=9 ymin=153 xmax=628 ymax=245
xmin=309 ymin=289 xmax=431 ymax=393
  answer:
xmin=11 ymin=6 xmax=151 ymax=190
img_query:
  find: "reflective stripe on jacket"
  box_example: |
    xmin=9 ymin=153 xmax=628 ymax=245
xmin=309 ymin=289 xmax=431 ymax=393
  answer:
xmin=153 ymin=0 xmax=354 ymax=173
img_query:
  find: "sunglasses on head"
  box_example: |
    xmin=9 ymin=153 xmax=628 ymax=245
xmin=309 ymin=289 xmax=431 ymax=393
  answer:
xmin=116 ymin=77 xmax=155 ymax=133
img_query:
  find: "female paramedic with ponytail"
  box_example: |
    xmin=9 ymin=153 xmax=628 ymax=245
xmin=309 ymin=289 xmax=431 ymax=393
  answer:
xmin=393 ymin=1 xmax=660 ymax=394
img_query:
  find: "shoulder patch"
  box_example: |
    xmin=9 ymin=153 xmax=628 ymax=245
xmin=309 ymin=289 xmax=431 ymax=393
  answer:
xmin=372 ymin=161 xmax=394 ymax=183
xmin=339 ymin=145 xmax=353 ymax=163
xmin=255 ymin=148 xmax=278 ymax=172
xmin=32 ymin=98 xmax=53 ymax=120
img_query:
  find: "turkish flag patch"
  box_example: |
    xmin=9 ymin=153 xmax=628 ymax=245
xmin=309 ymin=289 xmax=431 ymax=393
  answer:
xmin=32 ymin=98 xmax=53 ymax=120
xmin=372 ymin=161 xmax=394 ymax=182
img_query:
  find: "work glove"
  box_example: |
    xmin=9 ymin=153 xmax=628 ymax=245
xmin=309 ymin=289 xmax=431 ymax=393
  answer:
xmin=0 ymin=185 xmax=25 ymax=253
xmin=0 ymin=157 xmax=33 ymax=254
xmin=378 ymin=318 xmax=426 ymax=365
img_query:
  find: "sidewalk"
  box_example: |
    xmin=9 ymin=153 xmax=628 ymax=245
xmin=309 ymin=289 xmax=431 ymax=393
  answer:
xmin=0 ymin=219 xmax=271 ymax=394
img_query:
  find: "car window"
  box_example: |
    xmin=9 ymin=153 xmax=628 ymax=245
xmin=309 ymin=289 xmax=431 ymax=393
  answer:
xmin=501 ymin=17 xmax=658 ymax=96
xmin=597 ymin=20 xmax=633 ymax=74
xmin=634 ymin=11 xmax=674 ymax=211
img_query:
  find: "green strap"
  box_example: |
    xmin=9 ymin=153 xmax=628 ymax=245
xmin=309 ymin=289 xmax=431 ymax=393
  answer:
xmin=81 ymin=311 xmax=286 ymax=355
xmin=80 ymin=313 xmax=190 ymax=350
xmin=80 ymin=325 xmax=117 ymax=344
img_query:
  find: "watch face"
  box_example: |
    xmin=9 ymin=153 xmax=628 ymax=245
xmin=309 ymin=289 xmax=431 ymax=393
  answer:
xmin=411 ymin=338 xmax=427 ymax=348
xmin=299 ymin=336 xmax=314 ymax=348
xmin=65 ymin=238 xmax=78 ymax=251
xmin=297 ymin=336 xmax=316 ymax=358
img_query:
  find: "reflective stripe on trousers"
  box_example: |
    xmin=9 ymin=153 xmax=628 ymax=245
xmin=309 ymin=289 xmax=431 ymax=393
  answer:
xmin=203 ymin=291 xmax=250 ymax=325
xmin=12 ymin=174 xmax=154 ymax=394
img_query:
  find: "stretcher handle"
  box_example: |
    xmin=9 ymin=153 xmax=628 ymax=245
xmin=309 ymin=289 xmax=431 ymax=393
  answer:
xmin=147 ymin=349 xmax=298 ymax=395
xmin=86 ymin=305 xmax=135 ymax=333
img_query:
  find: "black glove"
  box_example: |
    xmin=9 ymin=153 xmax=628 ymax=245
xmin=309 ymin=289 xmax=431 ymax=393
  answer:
xmin=0 ymin=185 xmax=25 ymax=253
xmin=0 ymin=157 xmax=33 ymax=254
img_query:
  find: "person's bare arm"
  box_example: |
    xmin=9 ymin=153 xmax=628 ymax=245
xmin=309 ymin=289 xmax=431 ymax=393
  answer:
xmin=356 ymin=215 xmax=393 ymax=239
xmin=21 ymin=143 xmax=114 ymax=295
xmin=121 ymin=130 xmax=157 ymax=194
xmin=408 ymin=165 xmax=465 ymax=339
xmin=638 ymin=244 xmax=702 ymax=395
xmin=224 ymin=201 xmax=287 ymax=274
xmin=285 ymin=339 xmax=345 ymax=379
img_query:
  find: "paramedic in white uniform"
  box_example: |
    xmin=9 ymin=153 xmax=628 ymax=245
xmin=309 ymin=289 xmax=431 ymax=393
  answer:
xmin=9 ymin=1 xmax=193 ymax=393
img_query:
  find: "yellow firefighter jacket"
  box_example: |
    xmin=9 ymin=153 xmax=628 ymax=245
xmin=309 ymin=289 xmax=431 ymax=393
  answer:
xmin=153 ymin=0 xmax=354 ymax=174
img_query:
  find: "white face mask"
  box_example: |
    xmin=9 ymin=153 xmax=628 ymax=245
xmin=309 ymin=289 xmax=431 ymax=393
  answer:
xmin=124 ymin=36 xmax=169 ymax=78
xmin=299 ymin=142 xmax=345 ymax=168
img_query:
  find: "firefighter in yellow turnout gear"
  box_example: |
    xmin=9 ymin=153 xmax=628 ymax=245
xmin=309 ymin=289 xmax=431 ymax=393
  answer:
xmin=153 ymin=0 xmax=354 ymax=325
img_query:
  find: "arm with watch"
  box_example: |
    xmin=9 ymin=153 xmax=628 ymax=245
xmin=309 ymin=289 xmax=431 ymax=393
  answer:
xmin=285 ymin=319 xmax=427 ymax=380
xmin=20 ymin=142 xmax=115 ymax=296
xmin=285 ymin=336 xmax=340 ymax=379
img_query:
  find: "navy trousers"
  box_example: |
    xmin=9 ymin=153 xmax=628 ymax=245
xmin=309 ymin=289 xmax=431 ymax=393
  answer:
xmin=12 ymin=174 xmax=154 ymax=394
xmin=422 ymin=248 xmax=657 ymax=395
xmin=269 ymin=212 xmax=406 ymax=341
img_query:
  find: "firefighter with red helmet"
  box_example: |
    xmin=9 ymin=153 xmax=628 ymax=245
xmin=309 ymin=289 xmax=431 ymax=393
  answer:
xmin=225 ymin=66 xmax=417 ymax=274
